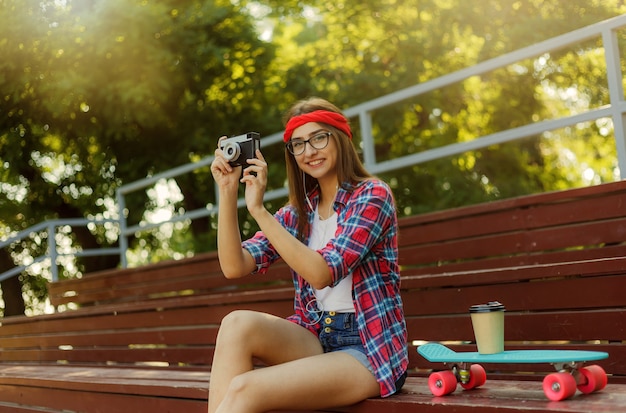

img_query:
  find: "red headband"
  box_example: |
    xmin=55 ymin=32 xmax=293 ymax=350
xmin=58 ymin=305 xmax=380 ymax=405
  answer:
xmin=283 ymin=110 xmax=352 ymax=142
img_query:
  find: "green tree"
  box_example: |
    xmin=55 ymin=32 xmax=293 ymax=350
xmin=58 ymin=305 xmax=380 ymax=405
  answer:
xmin=1 ymin=0 xmax=625 ymax=315
xmin=263 ymin=0 xmax=624 ymax=214
xmin=0 ymin=0 xmax=278 ymax=315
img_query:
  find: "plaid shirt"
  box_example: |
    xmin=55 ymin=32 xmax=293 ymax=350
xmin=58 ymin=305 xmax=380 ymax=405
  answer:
xmin=242 ymin=179 xmax=408 ymax=397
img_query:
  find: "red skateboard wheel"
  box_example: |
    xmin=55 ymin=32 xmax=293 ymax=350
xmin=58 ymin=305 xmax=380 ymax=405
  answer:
xmin=428 ymin=370 xmax=457 ymax=396
xmin=577 ymin=365 xmax=608 ymax=394
xmin=460 ymin=364 xmax=487 ymax=390
xmin=543 ymin=372 xmax=577 ymax=401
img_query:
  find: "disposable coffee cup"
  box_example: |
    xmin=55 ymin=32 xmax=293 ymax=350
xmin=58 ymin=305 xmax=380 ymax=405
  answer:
xmin=469 ymin=301 xmax=505 ymax=354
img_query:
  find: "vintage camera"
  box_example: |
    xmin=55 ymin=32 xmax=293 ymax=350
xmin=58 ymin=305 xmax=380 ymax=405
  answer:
xmin=219 ymin=132 xmax=261 ymax=167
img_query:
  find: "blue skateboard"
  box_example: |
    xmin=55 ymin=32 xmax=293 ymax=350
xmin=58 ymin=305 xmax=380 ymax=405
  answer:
xmin=417 ymin=342 xmax=609 ymax=401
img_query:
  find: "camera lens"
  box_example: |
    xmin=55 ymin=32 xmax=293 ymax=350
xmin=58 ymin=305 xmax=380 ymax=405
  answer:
xmin=222 ymin=142 xmax=241 ymax=161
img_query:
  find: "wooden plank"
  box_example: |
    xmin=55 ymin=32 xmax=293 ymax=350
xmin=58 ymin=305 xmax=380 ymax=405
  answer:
xmin=0 ymin=325 xmax=219 ymax=349
xmin=399 ymin=217 xmax=626 ymax=266
xmin=342 ymin=379 xmax=626 ymax=413
xmin=402 ymin=244 xmax=626 ymax=275
xmin=0 ymin=384 xmax=207 ymax=413
xmin=0 ymin=289 xmax=294 ymax=364
xmin=49 ymin=261 xmax=292 ymax=306
xmin=0 ymin=365 xmax=209 ymax=397
xmin=401 ymin=255 xmax=626 ymax=288
xmin=0 ymin=366 xmax=625 ymax=413
xmin=4 ymin=286 xmax=294 ymax=329
xmin=6 ymin=289 xmax=285 ymax=364
xmin=401 ymin=273 xmax=626 ymax=315
xmin=406 ymin=309 xmax=626 ymax=342
xmin=49 ymin=251 xmax=220 ymax=287
xmin=399 ymin=180 xmax=626 ymax=227
xmin=0 ymin=403 xmax=70 ymax=413
xmin=0 ymin=288 xmax=295 ymax=335
xmin=399 ymin=202 xmax=626 ymax=253
xmin=0 ymin=346 xmax=215 ymax=365
xmin=47 ymin=252 xmax=221 ymax=295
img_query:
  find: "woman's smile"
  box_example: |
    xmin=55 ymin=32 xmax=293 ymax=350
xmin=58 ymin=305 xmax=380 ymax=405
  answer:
xmin=307 ymin=158 xmax=325 ymax=167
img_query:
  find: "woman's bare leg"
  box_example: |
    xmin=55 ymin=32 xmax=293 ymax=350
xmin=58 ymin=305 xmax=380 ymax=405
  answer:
xmin=214 ymin=351 xmax=380 ymax=413
xmin=208 ymin=310 xmax=325 ymax=413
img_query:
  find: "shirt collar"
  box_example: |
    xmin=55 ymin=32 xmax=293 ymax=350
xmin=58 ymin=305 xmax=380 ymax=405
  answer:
xmin=306 ymin=182 xmax=356 ymax=215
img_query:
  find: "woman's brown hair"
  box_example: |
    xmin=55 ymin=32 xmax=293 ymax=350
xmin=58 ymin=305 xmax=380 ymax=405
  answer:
xmin=283 ymin=97 xmax=372 ymax=241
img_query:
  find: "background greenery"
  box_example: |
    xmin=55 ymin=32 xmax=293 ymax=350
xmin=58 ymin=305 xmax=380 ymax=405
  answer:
xmin=1 ymin=0 xmax=625 ymax=315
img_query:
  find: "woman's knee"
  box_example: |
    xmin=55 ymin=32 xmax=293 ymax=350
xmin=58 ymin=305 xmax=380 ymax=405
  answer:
xmin=218 ymin=371 xmax=261 ymax=412
xmin=227 ymin=371 xmax=254 ymax=397
xmin=216 ymin=310 xmax=264 ymax=343
xmin=216 ymin=310 xmax=320 ymax=365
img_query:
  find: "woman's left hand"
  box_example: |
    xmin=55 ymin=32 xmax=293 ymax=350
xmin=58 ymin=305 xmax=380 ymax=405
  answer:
xmin=240 ymin=149 xmax=268 ymax=218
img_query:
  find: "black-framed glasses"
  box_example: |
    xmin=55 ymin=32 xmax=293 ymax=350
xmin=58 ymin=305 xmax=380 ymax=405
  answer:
xmin=285 ymin=132 xmax=332 ymax=155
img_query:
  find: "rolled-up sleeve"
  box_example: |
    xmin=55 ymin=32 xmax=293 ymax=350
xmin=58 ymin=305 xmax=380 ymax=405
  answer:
xmin=241 ymin=206 xmax=298 ymax=274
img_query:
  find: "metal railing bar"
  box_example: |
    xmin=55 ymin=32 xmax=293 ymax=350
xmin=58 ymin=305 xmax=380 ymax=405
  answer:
xmin=0 ymin=256 xmax=49 ymax=283
xmin=116 ymin=131 xmax=286 ymax=196
xmin=602 ymin=26 xmax=626 ymax=173
xmin=70 ymin=248 xmax=121 ymax=258
xmin=1 ymin=219 xmax=119 ymax=249
xmin=122 ymin=187 xmax=289 ymax=235
xmin=368 ymin=105 xmax=617 ymax=175
xmin=345 ymin=14 xmax=626 ymax=118
xmin=0 ymin=222 xmax=50 ymax=249
xmin=116 ymin=157 xmax=215 ymax=195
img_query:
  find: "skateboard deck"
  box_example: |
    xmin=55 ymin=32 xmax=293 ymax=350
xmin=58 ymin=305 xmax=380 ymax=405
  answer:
xmin=418 ymin=342 xmax=608 ymax=364
xmin=417 ymin=342 xmax=609 ymax=401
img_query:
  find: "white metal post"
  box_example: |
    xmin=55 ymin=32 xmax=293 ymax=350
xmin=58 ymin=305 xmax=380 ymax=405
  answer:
xmin=116 ymin=188 xmax=128 ymax=268
xmin=48 ymin=224 xmax=58 ymax=282
xmin=602 ymin=26 xmax=626 ymax=179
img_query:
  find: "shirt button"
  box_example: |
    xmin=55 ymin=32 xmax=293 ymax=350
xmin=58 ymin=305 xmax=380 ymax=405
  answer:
xmin=324 ymin=327 xmax=331 ymax=333
xmin=324 ymin=317 xmax=332 ymax=325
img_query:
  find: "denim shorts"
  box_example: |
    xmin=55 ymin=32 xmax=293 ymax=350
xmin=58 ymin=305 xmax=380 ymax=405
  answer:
xmin=317 ymin=311 xmax=407 ymax=394
xmin=318 ymin=311 xmax=375 ymax=374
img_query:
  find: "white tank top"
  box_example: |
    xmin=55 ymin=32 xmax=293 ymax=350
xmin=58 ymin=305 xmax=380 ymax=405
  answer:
xmin=308 ymin=208 xmax=355 ymax=313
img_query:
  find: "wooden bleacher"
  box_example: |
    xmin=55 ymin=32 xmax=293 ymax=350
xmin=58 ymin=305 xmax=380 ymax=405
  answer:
xmin=0 ymin=180 xmax=626 ymax=412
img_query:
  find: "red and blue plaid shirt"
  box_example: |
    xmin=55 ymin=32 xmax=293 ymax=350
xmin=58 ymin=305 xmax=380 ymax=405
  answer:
xmin=242 ymin=179 xmax=408 ymax=397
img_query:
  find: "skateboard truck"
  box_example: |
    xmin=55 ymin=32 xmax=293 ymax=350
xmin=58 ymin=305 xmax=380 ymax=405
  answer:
xmin=458 ymin=366 xmax=471 ymax=385
xmin=442 ymin=362 xmax=472 ymax=385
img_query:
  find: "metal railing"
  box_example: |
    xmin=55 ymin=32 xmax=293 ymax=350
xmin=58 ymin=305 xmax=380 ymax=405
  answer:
xmin=0 ymin=218 xmax=120 ymax=283
xmin=2 ymin=13 xmax=626 ymax=283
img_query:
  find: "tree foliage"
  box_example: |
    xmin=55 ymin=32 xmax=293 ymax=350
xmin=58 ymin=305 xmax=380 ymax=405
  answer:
xmin=1 ymin=0 xmax=280 ymax=314
xmin=264 ymin=0 xmax=625 ymax=213
xmin=0 ymin=0 xmax=625 ymax=315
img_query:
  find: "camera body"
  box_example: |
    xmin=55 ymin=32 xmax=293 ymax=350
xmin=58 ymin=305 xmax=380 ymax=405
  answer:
xmin=219 ymin=132 xmax=260 ymax=167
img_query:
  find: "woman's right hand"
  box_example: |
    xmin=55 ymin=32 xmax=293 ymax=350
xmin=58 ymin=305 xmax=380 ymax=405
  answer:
xmin=211 ymin=136 xmax=242 ymax=190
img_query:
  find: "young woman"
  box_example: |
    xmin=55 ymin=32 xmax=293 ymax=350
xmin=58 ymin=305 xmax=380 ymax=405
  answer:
xmin=208 ymin=97 xmax=408 ymax=413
